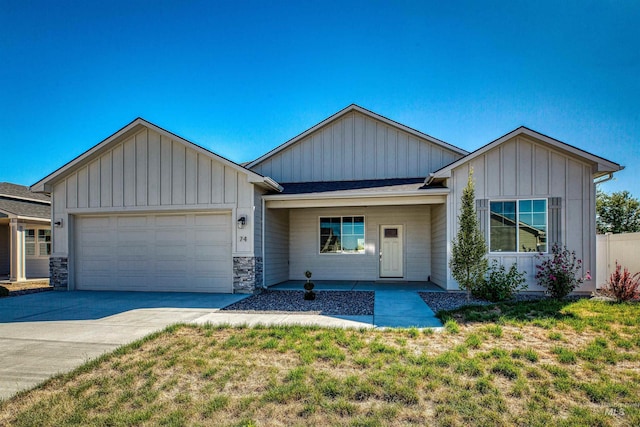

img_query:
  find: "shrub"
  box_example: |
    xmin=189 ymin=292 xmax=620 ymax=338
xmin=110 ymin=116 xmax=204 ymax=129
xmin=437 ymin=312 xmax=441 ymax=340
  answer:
xmin=473 ymin=260 xmax=527 ymax=302
xmin=535 ymin=243 xmax=590 ymax=299
xmin=0 ymin=286 xmax=9 ymax=298
xmin=598 ymin=262 xmax=640 ymax=302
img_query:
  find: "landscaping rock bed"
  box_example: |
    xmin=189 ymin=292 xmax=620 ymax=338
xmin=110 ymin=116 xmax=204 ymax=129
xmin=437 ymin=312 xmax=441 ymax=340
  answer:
xmin=222 ymin=290 xmax=374 ymax=315
xmin=418 ymin=292 xmax=551 ymax=313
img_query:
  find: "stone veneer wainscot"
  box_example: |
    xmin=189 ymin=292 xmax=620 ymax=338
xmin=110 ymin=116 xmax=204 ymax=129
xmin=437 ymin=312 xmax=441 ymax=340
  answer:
xmin=49 ymin=257 xmax=68 ymax=290
xmin=233 ymin=256 xmax=263 ymax=294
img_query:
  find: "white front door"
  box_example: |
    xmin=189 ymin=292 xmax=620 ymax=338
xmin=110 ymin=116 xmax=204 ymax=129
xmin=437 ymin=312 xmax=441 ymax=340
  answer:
xmin=379 ymin=225 xmax=403 ymax=278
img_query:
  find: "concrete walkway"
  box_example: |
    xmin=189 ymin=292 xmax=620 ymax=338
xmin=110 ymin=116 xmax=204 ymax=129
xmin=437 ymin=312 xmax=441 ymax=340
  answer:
xmin=270 ymin=280 xmax=444 ymax=328
xmin=0 ymin=288 xmax=442 ymax=400
xmin=374 ymin=290 xmax=442 ymax=328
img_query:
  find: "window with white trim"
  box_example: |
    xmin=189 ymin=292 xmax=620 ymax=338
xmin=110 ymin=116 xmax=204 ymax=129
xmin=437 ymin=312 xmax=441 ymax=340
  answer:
xmin=490 ymin=199 xmax=547 ymax=253
xmin=25 ymin=228 xmax=51 ymax=257
xmin=319 ymin=216 xmax=365 ymax=254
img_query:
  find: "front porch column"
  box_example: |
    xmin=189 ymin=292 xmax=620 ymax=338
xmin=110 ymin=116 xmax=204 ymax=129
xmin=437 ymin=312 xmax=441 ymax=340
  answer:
xmin=9 ymin=219 xmax=26 ymax=282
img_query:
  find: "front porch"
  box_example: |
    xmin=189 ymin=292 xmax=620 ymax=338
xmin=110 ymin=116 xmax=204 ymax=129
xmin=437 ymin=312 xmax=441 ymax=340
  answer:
xmin=262 ymin=179 xmax=451 ymax=289
xmin=0 ymin=218 xmax=51 ymax=282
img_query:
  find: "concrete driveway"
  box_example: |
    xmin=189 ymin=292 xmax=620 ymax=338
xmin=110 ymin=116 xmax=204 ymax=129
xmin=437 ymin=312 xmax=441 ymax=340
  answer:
xmin=0 ymin=291 xmax=249 ymax=400
xmin=0 ymin=290 xmax=384 ymax=400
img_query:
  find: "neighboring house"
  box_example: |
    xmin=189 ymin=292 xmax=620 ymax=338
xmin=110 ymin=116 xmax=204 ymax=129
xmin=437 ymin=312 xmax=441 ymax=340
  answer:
xmin=0 ymin=183 xmax=51 ymax=281
xmin=31 ymin=105 xmax=622 ymax=294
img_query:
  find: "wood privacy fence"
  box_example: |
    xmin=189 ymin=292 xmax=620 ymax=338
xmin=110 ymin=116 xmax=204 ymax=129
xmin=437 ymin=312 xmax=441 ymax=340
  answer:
xmin=596 ymin=232 xmax=640 ymax=288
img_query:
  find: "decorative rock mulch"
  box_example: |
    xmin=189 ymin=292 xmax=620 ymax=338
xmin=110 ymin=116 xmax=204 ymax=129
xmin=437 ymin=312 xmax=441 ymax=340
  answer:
xmin=418 ymin=292 xmax=559 ymax=313
xmin=222 ymin=290 xmax=374 ymax=316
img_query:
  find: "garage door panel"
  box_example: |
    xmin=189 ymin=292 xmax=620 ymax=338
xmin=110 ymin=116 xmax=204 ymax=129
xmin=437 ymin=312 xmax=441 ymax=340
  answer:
xmin=155 ymin=260 xmax=189 ymax=273
xmin=80 ymin=217 xmax=111 ymax=228
xmin=156 ymin=215 xmax=187 ymax=226
xmin=117 ymin=216 xmax=148 ymax=227
xmin=196 ymin=245 xmax=229 ymax=257
xmin=80 ymin=245 xmax=112 ymax=257
xmin=78 ymin=260 xmax=112 ymax=273
xmin=75 ymin=213 xmax=232 ymax=293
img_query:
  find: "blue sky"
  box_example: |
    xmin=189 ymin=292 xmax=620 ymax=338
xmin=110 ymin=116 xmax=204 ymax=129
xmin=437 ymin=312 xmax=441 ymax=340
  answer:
xmin=1 ymin=0 xmax=638 ymax=196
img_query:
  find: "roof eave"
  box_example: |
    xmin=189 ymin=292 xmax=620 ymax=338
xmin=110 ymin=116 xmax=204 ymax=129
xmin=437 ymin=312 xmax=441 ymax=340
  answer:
xmin=31 ymin=118 xmax=273 ymax=193
xmin=431 ymin=126 xmax=623 ymax=179
xmin=263 ymin=188 xmax=450 ymax=201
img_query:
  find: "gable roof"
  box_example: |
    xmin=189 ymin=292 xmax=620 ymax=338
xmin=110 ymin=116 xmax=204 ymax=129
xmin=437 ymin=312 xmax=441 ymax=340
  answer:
xmin=429 ymin=126 xmax=623 ymax=181
xmin=246 ymin=104 xmax=469 ymax=168
xmin=30 ymin=118 xmax=282 ymax=193
xmin=0 ymin=183 xmax=51 ymax=220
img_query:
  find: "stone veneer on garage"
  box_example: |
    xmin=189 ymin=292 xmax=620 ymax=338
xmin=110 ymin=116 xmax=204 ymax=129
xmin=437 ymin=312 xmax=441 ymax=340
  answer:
xmin=49 ymin=257 xmax=68 ymax=290
xmin=233 ymin=256 xmax=263 ymax=294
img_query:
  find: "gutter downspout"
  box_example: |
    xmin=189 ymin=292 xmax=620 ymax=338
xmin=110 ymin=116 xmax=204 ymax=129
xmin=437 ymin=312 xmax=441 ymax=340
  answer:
xmin=594 ymin=173 xmax=614 ymax=185
xmin=594 ymin=165 xmax=625 ymax=186
xmin=424 ymin=173 xmax=435 ymax=186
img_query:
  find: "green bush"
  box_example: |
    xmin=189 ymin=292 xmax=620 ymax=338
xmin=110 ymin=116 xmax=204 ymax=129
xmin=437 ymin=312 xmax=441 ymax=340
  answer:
xmin=472 ymin=260 xmax=526 ymax=302
xmin=0 ymin=286 xmax=9 ymax=298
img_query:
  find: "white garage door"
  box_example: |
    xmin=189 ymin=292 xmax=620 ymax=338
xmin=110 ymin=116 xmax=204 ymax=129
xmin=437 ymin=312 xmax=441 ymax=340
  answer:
xmin=75 ymin=213 xmax=232 ymax=293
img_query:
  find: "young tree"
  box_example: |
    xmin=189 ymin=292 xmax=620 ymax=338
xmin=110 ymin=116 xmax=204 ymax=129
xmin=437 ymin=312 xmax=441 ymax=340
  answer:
xmin=450 ymin=169 xmax=488 ymax=300
xmin=596 ymin=190 xmax=640 ymax=234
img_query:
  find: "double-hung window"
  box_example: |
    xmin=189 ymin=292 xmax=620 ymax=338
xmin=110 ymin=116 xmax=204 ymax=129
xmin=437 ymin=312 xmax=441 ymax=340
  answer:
xmin=490 ymin=199 xmax=547 ymax=253
xmin=319 ymin=216 xmax=365 ymax=254
xmin=24 ymin=228 xmax=52 ymax=257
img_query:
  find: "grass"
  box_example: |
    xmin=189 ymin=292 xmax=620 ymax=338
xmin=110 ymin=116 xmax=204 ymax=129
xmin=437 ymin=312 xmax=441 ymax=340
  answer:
xmin=0 ymin=300 xmax=639 ymax=426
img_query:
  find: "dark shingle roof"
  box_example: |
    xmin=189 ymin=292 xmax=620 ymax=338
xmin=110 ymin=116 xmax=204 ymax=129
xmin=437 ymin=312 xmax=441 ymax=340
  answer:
xmin=0 ymin=197 xmax=51 ymax=219
xmin=0 ymin=182 xmax=51 ymax=202
xmin=276 ymin=178 xmax=445 ymax=195
xmin=0 ymin=183 xmax=51 ymax=220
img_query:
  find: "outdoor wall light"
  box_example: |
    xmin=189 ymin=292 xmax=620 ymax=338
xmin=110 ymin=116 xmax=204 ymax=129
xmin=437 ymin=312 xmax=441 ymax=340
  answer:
xmin=237 ymin=215 xmax=247 ymax=229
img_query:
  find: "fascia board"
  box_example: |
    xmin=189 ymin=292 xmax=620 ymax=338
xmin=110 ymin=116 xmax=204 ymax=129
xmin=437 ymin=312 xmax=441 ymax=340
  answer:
xmin=0 ymin=208 xmax=15 ymax=218
xmin=432 ymin=127 xmax=622 ymax=179
xmin=16 ymin=216 xmax=51 ymax=223
xmin=263 ymin=189 xmax=449 ymax=201
xmin=30 ymin=119 xmax=146 ymax=193
xmin=31 ymin=118 xmax=272 ymax=193
xmin=0 ymin=194 xmax=51 ymax=205
xmin=266 ymin=194 xmax=448 ymax=209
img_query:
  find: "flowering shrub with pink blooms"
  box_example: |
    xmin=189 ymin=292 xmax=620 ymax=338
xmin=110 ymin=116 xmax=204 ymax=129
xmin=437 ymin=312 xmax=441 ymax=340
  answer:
xmin=535 ymin=243 xmax=590 ymax=299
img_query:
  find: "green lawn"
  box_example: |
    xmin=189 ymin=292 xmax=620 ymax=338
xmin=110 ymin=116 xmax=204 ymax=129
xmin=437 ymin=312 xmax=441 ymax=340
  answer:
xmin=1 ymin=299 xmax=639 ymax=426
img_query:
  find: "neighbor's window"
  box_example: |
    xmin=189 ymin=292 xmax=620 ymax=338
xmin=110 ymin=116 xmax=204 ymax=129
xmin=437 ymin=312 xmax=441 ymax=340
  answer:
xmin=320 ymin=216 xmax=365 ymax=254
xmin=38 ymin=229 xmax=52 ymax=255
xmin=24 ymin=228 xmax=51 ymax=257
xmin=490 ymin=199 xmax=547 ymax=253
xmin=25 ymin=229 xmax=36 ymax=256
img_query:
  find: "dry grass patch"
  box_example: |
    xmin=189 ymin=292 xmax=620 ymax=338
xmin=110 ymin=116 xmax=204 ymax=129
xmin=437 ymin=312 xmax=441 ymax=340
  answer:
xmin=1 ymin=300 xmax=639 ymax=426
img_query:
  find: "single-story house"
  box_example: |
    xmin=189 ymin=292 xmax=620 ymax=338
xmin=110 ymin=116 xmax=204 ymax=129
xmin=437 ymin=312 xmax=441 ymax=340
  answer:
xmin=31 ymin=105 xmax=622 ymax=293
xmin=0 ymin=182 xmax=51 ymax=281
